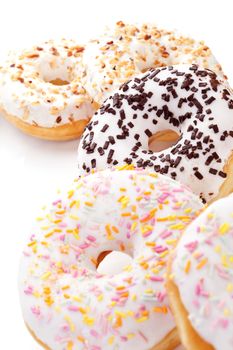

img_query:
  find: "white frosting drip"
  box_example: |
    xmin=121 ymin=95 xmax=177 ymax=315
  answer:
xmin=19 ymin=169 xmax=202 ymax=350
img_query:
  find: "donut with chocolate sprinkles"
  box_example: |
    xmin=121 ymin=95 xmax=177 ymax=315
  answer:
xmin=78 ymin=64 xmax=233 ymax=203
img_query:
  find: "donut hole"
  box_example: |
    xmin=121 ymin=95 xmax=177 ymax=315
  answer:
xmin=39 ymin=59 xmax=74 ymax=86
xmin=148 ymin=129 xmax=180 ymax=152
xmin=97 ymin=251 xmax=133 ymax=275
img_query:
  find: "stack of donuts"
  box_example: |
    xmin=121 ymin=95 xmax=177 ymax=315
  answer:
xmin=1 ymin=21 xmax=232 ymax=350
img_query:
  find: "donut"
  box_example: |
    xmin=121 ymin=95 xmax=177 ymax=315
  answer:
xmin=0 ymin=39 xmax=98 ymax=140
xmin=78 ymin=64 xmax=233 ymax=203
xmin=167 ymin=194 xmax=233 ymax=350
xmin=0 ymin=22 xmax=225 ymax=141
xmin=18 ymin=167 xmax=203 ymax=350
xmin=82 ymin=22 xmax=226 ymax=104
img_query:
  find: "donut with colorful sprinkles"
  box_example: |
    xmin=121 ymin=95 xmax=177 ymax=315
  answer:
xmin=78 ymin=64 xmax=233 ymax=203
xmin=167 ymin=194 xmax=233 ymax=350
xmin=18 ymin=167 xmax=202 ymax=350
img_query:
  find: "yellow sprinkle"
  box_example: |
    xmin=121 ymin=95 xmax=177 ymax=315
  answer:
xmin=219 ymin=223 xmax=230 ymax=235
xmin=28 ymin=241 xmax=37 ymax=247
xmin=136 ymin=316 xmax=148 ymax=323
xmin=64 ymin=316 xmax=75 ymax=332
xmin=224 ymin=308 xmax=231 ymax=317
xmin=97 ymin=294 xmax=104 ymax=302
xmin=108 ymin=336 xmax=115 ymax=345
xmin=68 ymin=190 xmax=74 ymax=199
xmin=67 ymin=341 xmax=73 ymax=350
xmin=69 ymin=200 xmax=76 ymax=208
xmin=45 ymin=230 xmax=55 ymax=238
xmin=169 ymin=224 xmax=185 ymax=230
xmin=69 ymin=214 xmax=79 ymax=220
xmin=41 ymin=271 xmax=51 ymax=280
xmin=166 ymin=239 xmax=177 ymax=245
xmin=83 ymin=315 xmax=94 ymax=326
xmin=62 ymin=285 xmax=70 ymax=291
xmin=221 ymin=255 xmax=229 ymax=268
xmin=207 ymin=213 xmax=214 ymax=219
xmin=184 ymin=260 xmax=191 ymax=273
xmin=36 ymin=217 xmax=43 ymax=221
xmin=160 ymin=250 xmax=169 ymax=258
xmin=196 ymin=258 xmax=208 ymax=269
xmin=63 ymin=294 xmax=70 ymax=299
xmin=120 ymin=188 xmax=126 ymax=192
xmin=184 ymin=208 xmax=192 ymax=214
xmin=149 ymin=173 xmax=158 ymax=178
xmin=227 ymin=283 xmax=233 ymax=293
xmin=215 ymin=245 xmax=222 ymax=253
xmin=105 ymin=224 xmax=113 ymax=239
xmin=132 ymin=294 xmax=137 ymax=301
xmin=73 ymin=296 xmax=82 ymax=302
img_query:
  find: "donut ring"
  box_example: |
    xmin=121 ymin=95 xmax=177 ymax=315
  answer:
xmin=18 ymin=168 xmax=202 ymax=350
xmin=82 ymin=22 xmax=226 ymax=104
xmin=78 ymin=64 xmax=233 ymax=203
xmin=0 ymin=39 xmax=98 ymax=140
xmin=167 ymin=194 xmax=233 ymax=350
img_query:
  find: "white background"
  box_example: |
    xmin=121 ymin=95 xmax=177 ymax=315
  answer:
xmin=0 ymin=0 xmax=232 ymax=349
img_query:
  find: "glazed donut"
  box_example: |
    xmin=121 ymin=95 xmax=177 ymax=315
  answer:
xmin=78 ymin=64 xmax=233 ymax=203
xmin=19 ymin=168 xmax=202 ymax=350
xmin=0 ymin=39 xmax=98 ymax=140
xmin=167 ymin=194 xmax=233 ymax=350
xmin=82 ymin=22 xmax=226 ymax=104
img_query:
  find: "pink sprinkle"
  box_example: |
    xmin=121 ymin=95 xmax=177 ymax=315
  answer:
xmin=31 ymin=306 xmax=40 ymax=316
xmin=153 ymin=245 xmax=168 ymax=253
xmin=68 ymin=305 xmax=79 ymax=312
xmin=59 ymin=234 xmax=65 ymax=241
xmin=52 ymin=199 xmax=61 ymax=206
xmin=156 ymin=291 xmax=166 ymax=302
xmin=58 ymin=222 xmax=67 ymax=228
xmin=24 ymin=286 xmax=34 ymax=295
xmin=160 ymin=230 xmax=172 ymax=239
xmin=79 ymin=243 xmax=89 ymax=250
xmin=150 ymin=276 xmax=164 ymax=282
xmin=143 ymin=230 xmax=153 ymax=237
xmin=158 ymin=193 xmax=170 ymax=203
xmin=87 ymin=235 xmax=96 ymax=242
xmin=90 ymin=329 xmax=99 ymax=338
xmin=219 ymin=318 xmax=229 ymax=329
xmin=72 ymin=270 xmax=78 ymax=278
xmin=185 ymin=241 xmax=198 ymax=253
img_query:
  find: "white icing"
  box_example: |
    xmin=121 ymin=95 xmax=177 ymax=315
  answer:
xmin=77 ymin=64 xmax=233 ymax=202
xmin=82 ymin=22 xmax=225 ymax=104
xmin=0 ymin=39 xmax=95 ymax=128
xmin=19 ymin=169 xmax=202 ymax=350
xmin=173 ymin=194 xmax=233 ymax=350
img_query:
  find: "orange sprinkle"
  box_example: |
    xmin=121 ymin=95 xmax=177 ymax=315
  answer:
xmin=184 ymin=260 xmax=191 ymax=273
xmin=113 ymin=315 xmax=122 ymax=328
xmin=196 ymin=258 xmax=208 ymax=269
xmin=85 ymin=201 xmax=93 ymax=207
xmin=153 ymin=306 xmax=168 ymax=314
xmin=112 ymin=226 xmax=119 ymax=233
